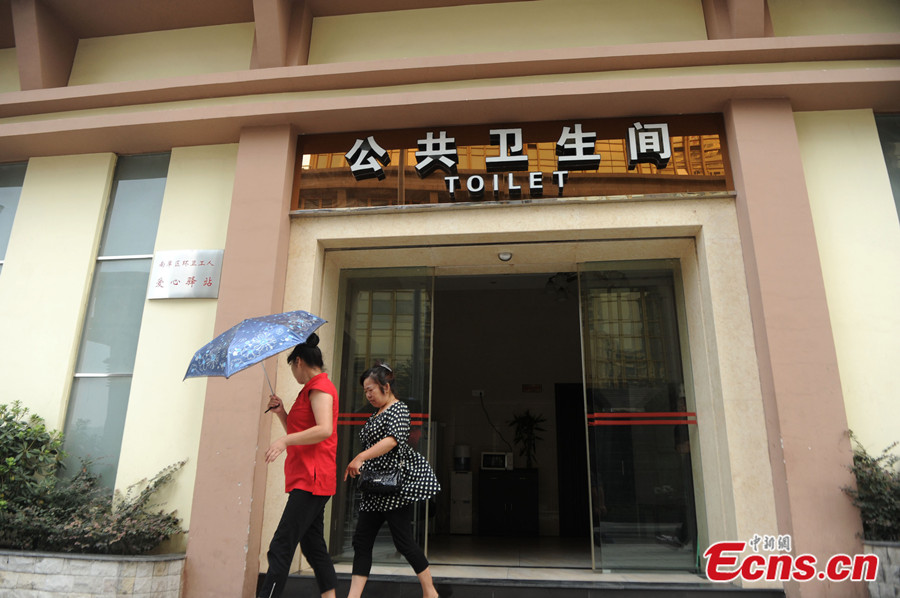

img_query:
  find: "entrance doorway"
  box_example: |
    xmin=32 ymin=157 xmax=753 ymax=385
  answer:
xmin=428 ymin=273 xmax=585 ymax=568
xmin=328 ymin=263 xmax=698 ymax=573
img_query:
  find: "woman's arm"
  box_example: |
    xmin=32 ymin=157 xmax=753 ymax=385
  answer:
xmin=265 ymin=390 xmax=334 ymax=463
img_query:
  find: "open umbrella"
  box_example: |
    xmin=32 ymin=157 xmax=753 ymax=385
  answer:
xmin=184 ymin=309 xmax=326 ymax=394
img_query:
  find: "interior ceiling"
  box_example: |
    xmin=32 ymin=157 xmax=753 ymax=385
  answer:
xmin=436 ymin=273 xmax=563 ymax=292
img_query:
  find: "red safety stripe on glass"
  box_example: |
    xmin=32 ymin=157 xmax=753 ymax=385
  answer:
xmin=587 ymin=412 xmax=697 ymax=426
xmin=337 ymin=412 xmax=430 ymax=426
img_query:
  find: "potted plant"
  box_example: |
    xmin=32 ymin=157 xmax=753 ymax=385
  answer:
xmin=842 ymin=432 xmax=900 ymax=595
xmin=0 ymin=401 xmax=187 ymax=597
xmin=507 ymin=410 xmax=547 ymax=469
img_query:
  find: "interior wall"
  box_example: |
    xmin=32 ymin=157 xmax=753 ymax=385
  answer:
xmin=431 ymin=278 xmax=583 ymax=536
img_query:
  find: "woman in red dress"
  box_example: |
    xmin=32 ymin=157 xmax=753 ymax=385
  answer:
xmin=257 ymin=333 xmax=339 ymax=598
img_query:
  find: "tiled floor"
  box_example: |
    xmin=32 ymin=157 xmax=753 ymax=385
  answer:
xmin=427 ymin=535 xmax=592 ymax=568
xmin=279 ymin=535 xmax=790 ymax=597
xmin=331 ymin=535 xmax=711 ymax=587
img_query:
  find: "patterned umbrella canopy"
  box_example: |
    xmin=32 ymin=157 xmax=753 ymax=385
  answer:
xmin=184 ymin=310 xmax=326 ymax=381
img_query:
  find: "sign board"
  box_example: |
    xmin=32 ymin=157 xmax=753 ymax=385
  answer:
xmin=295 ymin=115 xmax=731 ymax=209
xmin=345 ymin=122 xmax=671 ymax=199
xmin=147 ymin=249 xmax=223 ymax=300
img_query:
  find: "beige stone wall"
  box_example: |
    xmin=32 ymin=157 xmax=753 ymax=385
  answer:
xmin=308 ymin=0 xmax=707 ymax=63
xmin=795 ymin=110 xmax=900 ymax=458
xmin=0 ymin=153 xmax=116 ymax=430
xmin=115 ymin=144 xmax=238 ymax=550
xmin=769 ymin=0 xmax=900 ymax=36
xmin=68 ymin=23 xmax=254 ymax=86
xmin=0 ymin=48 xmax=19 ymax=93
xmin=0 ymin=551 xmax=184 ymax=597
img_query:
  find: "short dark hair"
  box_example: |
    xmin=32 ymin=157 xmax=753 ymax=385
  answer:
xmin=359 ymin=361 xmax=394 ymax=393
xmin=286 ymin=333 xmax=324 ymax=368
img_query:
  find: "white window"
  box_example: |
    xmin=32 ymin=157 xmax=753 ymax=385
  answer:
xmin=875 ymin=115 xmax=900 ymax=222
xmin=0 ymin=162 xmax=27 ymax=276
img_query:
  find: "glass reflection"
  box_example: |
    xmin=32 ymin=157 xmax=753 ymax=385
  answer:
xmin=99 ymin=154 xmax=170 ymax=256
xmin=61 ymin=377 xmax=133 ymax=489
xmin=75 ymin=259 xmax=152 ymax=374
xmin=0 ymin=163 xmax=27 ymax=261
xmin=579 ymin=263 xmax=698 ymax=572
xmin=332 ymin=269 xmax=433 ymax=565
xmin=875 ymin=114 xmax=900 ymax=221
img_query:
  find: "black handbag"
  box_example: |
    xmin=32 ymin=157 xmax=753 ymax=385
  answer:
xmin=358 ymin=466 xmax=402 ymax=494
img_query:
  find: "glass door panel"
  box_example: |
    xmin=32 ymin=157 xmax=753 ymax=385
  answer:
xmin=579 ymin=261 xmax=698 ymax=572
xmin=330 ymin=267 xmax=434 ymax=563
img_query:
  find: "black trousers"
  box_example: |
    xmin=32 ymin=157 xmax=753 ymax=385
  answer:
xmin=351 ymin=503 xmax=429 ymax=577
xmin=258 ymin=489 xmax=336 ymax=598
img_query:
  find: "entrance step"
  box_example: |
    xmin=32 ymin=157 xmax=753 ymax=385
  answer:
xmin=258 ymin=573 xmax=786 ymax=597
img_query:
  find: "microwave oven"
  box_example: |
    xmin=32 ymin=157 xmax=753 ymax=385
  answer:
xmin=481 ymin=451 xmax=514 ymax=470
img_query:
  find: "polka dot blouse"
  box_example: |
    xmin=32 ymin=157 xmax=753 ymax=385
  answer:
xmin=357 ymin=400 xmax=441 ymax=512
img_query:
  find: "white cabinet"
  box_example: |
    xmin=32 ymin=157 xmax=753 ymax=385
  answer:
xmin=449 ymin=471 xmax=472 ymax=534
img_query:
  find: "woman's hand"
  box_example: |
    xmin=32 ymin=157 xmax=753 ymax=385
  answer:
xmin=343 ymin=437 xmax=398 ymax=480
xmin=265 ymin=437 xmax=288 ymax=463
xmin=266 ymin=394 xmax=284 ymax=415
xmin=343 ymin=455 xmax=365 ymax=481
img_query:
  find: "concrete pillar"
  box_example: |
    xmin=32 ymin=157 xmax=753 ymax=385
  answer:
xmin=725 ymin=99 xmax=865 ymax=598
xmin=183 ymin=125 xmax=296 ymax=598
xmin=11 ymin=0 xmax=78 ymax=89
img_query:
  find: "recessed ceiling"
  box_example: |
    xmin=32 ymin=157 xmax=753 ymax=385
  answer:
xmin=43 ymin=0 xmax=254 ymax=39
xmin=0 ymin=0 xmax=524 ymax=49
xmin=0 ymin=1 xmax=13 ymax=48
xmin=0 ymin=0 xmax=253 ymax=48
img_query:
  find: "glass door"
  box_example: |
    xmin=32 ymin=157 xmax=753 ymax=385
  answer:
xmin=330 ymin=267 xmax=434 ymax=563
xmin=579 ymin=261 xmax=698 ymax=571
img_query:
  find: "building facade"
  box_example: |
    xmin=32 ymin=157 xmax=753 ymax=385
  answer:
xmin=1 ymin=1 xmax=899 ymax=597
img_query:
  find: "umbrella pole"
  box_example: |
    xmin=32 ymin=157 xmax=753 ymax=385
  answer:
xmin=262 ymin=365 xmax=279 ymax=414
xmin=262 ymin=364 xmax=275 ymax=396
